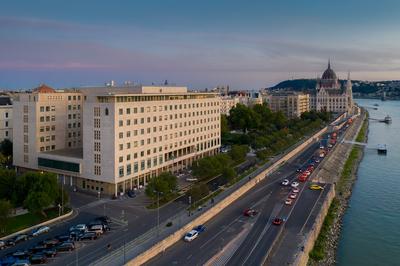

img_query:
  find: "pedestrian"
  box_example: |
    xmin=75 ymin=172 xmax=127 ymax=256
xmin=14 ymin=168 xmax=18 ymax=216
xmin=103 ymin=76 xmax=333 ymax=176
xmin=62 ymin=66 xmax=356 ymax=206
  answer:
xmin=107 ymin=243 xmax=111 ymax=250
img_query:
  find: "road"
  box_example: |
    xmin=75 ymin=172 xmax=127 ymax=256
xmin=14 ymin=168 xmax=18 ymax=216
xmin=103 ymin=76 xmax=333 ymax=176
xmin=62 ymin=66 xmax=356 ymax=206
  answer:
xmin=145 ymin=138 xmax=322 ymax=266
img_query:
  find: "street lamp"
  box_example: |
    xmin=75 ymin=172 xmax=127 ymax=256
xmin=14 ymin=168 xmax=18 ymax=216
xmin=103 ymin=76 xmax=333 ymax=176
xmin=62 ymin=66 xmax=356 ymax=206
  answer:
xmin=153 ymin=190 xmax=163 ymax=236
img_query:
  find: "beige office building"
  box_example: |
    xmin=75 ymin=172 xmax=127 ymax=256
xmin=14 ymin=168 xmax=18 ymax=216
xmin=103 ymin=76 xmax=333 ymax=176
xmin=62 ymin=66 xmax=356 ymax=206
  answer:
xmin=220 ymin=96 xmax=239 ymax=116
xmin=0 ymin=97 xmax=13 ymax=141
xmin=269 ymin=92 xmax=310 ymax=118
xmin=13 ymin=84 xmax=220 ymax=196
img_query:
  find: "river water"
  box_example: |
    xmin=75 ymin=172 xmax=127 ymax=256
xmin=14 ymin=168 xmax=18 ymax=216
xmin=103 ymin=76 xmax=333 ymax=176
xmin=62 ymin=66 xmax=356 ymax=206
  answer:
xmin=337 ymin=99 xmax=400 ymax=266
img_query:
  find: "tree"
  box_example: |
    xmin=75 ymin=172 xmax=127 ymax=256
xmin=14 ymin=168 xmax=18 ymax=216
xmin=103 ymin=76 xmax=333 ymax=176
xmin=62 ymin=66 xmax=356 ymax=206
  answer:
xmin=0 ymin=168 xmax=17 ymax=201
xmin=23 ymin=172 xmax=59 ymax=217
xmin=145 ymin=172 xmax=177 ymax=200
xmin=229 ymin=145 xmax=249 ymax=164
xmin=221 ymin=166 xmax=236 ymax=184
xmin=221 ymin=114 xmax=230 ymax=137
xmin=0 ymin=139 xmax=12 ymax=158
xmin=0 ymin=199 xmax=12 ymax=233
xmin=188 ymin=183 xmax=209 ymax=202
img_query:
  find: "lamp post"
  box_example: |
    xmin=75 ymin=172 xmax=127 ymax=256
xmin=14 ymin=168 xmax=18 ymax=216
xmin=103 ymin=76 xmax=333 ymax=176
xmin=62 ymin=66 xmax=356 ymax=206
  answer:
xmin=153 ymin=190 xmax=163 ymax=236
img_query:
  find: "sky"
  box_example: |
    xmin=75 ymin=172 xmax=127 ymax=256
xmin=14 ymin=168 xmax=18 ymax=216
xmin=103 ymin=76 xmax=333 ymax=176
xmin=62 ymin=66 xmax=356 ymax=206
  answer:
xmin=1 ymin=0 xmax=400 ymax=89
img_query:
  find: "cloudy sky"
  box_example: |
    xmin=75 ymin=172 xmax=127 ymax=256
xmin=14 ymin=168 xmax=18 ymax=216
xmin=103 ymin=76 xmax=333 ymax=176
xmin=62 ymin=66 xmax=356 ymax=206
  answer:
xmin=1 ymin=0 xmax=400 ymax=89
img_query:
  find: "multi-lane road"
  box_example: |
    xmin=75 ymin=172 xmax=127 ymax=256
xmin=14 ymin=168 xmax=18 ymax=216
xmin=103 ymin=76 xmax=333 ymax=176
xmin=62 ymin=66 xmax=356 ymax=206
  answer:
xmin=146 ymin=137 xmax=328 ymax=266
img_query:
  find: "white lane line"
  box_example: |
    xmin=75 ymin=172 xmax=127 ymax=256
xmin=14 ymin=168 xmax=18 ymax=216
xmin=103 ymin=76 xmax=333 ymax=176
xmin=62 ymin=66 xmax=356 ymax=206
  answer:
xmin=299 ymin=185 xmax=326 ymax=234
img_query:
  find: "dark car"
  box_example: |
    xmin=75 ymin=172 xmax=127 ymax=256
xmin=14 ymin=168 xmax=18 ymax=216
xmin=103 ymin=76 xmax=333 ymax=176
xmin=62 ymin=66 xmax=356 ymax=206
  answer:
xmin=56 ymin=242 xmax=75 ymax=252
xmin=272 ymin=217 xmax=285 ymax=225
xmin=30 ymin=243 xmax=47 ymax=253
xmin=0 ymin=255 xmax=17 ymax=266
xmin=78 ymin=232 xmax=98 ymax=241
xmin=127 ymin=189 xmax=136 ymax=198
xmin=5 ymin=238 xmax=16 ymax=246
xmin=56 ymin=235 xmax=71 ymax=242
xmin=95 ymin=216 xmax=111 ymax=224
xmin=243 ymin=208 xmax=258 ymax=217
xmin=42 ymin=248 xmax=57 ymax=258
xmin=42 ymin=238 xmax=59 ymax=247
xmin=12 ymin=250 xmax=31 ymax=259
xmin=16 ymin=234 xmax=29 ymax=243
xmin=30 ymin=253 xmax=47 ymax=264
xmin=69 ymin=230 xmax=81 ymax=240
xmin=89 ymin=222 xmax=110 ymax=232
xmin=193 ymin=225 xmax=206 ymax=233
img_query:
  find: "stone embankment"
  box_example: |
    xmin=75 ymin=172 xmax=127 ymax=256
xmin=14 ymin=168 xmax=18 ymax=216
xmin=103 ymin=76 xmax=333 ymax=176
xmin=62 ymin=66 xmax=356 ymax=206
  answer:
xmin=307 ymin=109 xmax=368 ymax=266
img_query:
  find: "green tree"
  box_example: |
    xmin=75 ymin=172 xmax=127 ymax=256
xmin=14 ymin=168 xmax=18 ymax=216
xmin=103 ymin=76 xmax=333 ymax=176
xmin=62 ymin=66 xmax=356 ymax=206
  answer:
xmin=145 ymin=172 xmax=177 ymax=200
xmin=188 ymin=183 xmax=209 ymax=202
xmin=221 ymin=114 xmax=230 ymax=137
xmin=221 ymin=166 xmax=236 ymax=184
xmin=0 ymin=139 xmax=12 ymax=158
xmin=23 ymin=172 xmax=59 ymax=217
xmin=229 ymin=145 xmax=249 ymax=163
xmin=0 ymin=168 xmax=17 ymax=201
xmin=0 ymin=199 xmax=12 ymax=233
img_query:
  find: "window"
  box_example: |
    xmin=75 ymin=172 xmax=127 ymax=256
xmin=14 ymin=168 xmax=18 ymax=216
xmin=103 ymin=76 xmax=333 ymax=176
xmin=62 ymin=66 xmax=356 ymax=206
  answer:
xmin=140 ymin=160 xmax=145 ymax=170
xmin=40 ymin=106 xmax=44 ymax=112
xmin=94 ymin=118 xmax=101 ymax=128
xmin=119 ymin=120 xmax=123 ymax=127
xmin=119 ymin=156 xmax=123 ymax=162
xmin=119 ymin=144 xmax=123 ymax=151
xmin=5 ymin=121 xmax=8 ymax=127
xmin=134 ymin=162 xmax=138 ymax=173
xmin=119 ymin=108 xmax=123 ymax=115
xmin=94 ymin=165 xmax=101 ymax=176
xmin=94 ymin=154 xmax=101 ymax=164
xmin=105 ymin=108 xmax=109 ymax=116
xmin=119 ymin=166 xmax=124 ymax=177
xmin=127 ymin=164 xmax=131 ymax=175
xmin=94 ymin=142 xmax=101 ymax=151
xmin=94 ymin=130 xmax=101 ymax=140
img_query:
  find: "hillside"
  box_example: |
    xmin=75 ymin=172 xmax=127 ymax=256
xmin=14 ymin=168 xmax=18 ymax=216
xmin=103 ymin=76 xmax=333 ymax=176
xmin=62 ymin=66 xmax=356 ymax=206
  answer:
xmin=270 ymin=79 xmax=400 ymax=99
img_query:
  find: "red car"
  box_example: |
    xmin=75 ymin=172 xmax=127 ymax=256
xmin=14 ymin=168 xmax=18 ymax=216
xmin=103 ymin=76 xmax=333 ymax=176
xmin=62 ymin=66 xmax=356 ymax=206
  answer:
xmin=243 ymin=209 xmax=258 ymax=217
xmin=298 ymin=174 xmax=307 ymax=182
xmin=272 ymin=218 xmax=285 ymax=225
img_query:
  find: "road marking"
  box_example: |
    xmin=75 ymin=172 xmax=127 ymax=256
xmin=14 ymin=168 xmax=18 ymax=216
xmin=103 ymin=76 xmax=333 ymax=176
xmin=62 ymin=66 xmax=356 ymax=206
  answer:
xmin=299 ymin=185 xmax=326 ymax=234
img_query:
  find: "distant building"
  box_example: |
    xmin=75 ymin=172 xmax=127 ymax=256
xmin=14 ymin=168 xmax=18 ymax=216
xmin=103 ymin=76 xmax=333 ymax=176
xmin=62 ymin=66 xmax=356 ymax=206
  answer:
xmin=220 ymin=96 xmax=239 ymax=116
xmin=310 ymin=61 xmax=353 ymax=113
xmin=0 ymin=96 xmax=13 ymax=141
xmin=269 ymin=92 xmax=310 ymax=118
xmin=13 ymin=83 xmax=220 ymax=196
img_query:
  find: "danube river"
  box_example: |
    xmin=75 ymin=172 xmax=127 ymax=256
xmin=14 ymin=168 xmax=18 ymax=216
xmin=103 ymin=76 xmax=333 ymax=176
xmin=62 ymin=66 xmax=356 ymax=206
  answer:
xmin=337 ymin=99 xmax=400 ymax=266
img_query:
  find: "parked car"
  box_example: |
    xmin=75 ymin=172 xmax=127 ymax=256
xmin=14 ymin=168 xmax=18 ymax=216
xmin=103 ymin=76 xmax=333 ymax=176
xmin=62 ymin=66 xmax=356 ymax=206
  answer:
xmin=285 ymin=198 xmax=293 ymax=205
xmin=69 ymin=230 xmax=81 ymax=240
xmin=56 ymin=242 xmax=75 ymax=252
xmin=29 ymin=253 xmax=47 ymax=264
xmin=0 ymin=240 xmax=5 ymax=249
xmin=69 ymin=224 xmax=87 ymax=232
xmin=42 ymin=249 xmax=57 ymax=258
xmin=11 ymin=260 xmax=30 ymax=266
xmin=289 ymin=193 xmax=297 ymax=199
xmin=32 ymin=226 xmax=50 ymax=237
xmin=292 ymin=187 xmax=300 ymax=193
xmin=243 ymin=208 xmax=258 ymax=217
xmin=29 ymin=244 xmax=47 ymax=253
xmin=291 ymin=181 xmax=299 ymax=188
xmin=6 ymin=238 xmax=16 ymax=246
xmin=127 ymin=189 xmax=136 ymax=198
xmin=272 ymin=217 xmax=285 ymax=225
xmin=89 ymin=221 xmax=110 ymax=232
xmin=183 ymin=230 xmax=199 ymax=242
xmin=42 ymin=238 xmax=59 ymax=247
xmin=12 ymin=250 xmax=31 ymax=259
xmin=193 ymin=225 xmax=206 ymax=233
xmin=281 ymin=179 xmax=290 ymax=186
xmin=95 ymin=216 xmax=111 ymax=225
xmin=186 ymin=177 xmax=198 ymax=182
xmin=78 ymin=232 xmax=98 ymax=241
xmin=56 ymin=235 xmax=71 ymax=242
xmin=14 ymin=234 xmax=29 ymax=244
xmin=88 ymin=225 xmax=104 ymax=235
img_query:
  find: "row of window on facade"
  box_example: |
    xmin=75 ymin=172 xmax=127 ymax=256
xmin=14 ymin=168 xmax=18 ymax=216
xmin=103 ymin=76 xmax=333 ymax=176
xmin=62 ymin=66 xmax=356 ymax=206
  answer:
xmin=40 ymin=145 xmax=56 ymax=152
xmin=39 ymin=106 xmax=56 ymax=112
xmin=67 ymin=95 xmax=81 ymax=101
xmin=68 ymin=105 xmax=81 ymax=111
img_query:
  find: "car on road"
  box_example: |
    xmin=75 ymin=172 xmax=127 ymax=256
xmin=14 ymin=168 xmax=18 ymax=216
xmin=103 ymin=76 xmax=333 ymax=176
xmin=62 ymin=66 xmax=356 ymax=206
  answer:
xmin=184 ymin=230 xmax=199 ymax=242
xmin=69 ymin=230 xmax=81 ymax=240
xmin=281 ymin=179 xmax=290 ymax=186
xmin=272 ymin=218 xmax=285 ymax=225
xmin=0 ymin=240 xmax=5 ymax=249
xmin=319 ymin=152 xmax=325 ymax=158
xmin=29 ymin=244 xmax=47 ymax=253
xmin=285 ymin=199 xmax=293 ymax=205
xmin=56 ymin=242 xmax=75 ymax=252
xmin=12 ymin=250 xmax=31 ymax=259
xmin=291 ymin=181 xmax=299 ymax=188
xmin=315 ymin=159 xmax=320 ymax=163
xmin=95 ymin=216 xmax=111 ymax=225
xmin=127 ymin=189 xmax=136 ymax=198
xmin=193 ymin=225 xmax=206 ymax=233
xmin=69 ymin=224 xmax=87 ymax=233
xmin=41 ymin=249 xmax=57 ymax=258
xmin=292 ymin=187 xmax=299 ymax=193
xmin=56 ymin=235 xmax=71 ymax=242
xmin=78 ymin=232 xmax=98 ymax=241
xmin=310 ymin=184 xmax=324 ymax=190
xmin=29 ymin=253 xmax=47 ymax=264
xmin=320 ymin=145 xmax=324 ymax=149
xmin=296 ymin=168 xmax=303 ymax=173
xmin=186 ymin=177 xmax=198 ymax=182
xmin=31 ymin=226 xmax=50 ymax=237
xmin=243 ymin=208 xmax=258 ymax=217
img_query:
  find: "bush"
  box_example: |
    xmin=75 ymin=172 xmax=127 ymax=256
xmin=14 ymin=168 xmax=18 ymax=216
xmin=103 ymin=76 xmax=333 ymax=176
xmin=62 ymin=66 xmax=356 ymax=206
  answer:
xmin=145 ymin=172 xmax=177 ymax=200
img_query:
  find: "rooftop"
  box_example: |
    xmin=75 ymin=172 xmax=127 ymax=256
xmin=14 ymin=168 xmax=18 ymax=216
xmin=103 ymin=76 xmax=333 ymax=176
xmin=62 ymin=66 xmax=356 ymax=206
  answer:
xmin=41 ymin=148 xmax=83 ymax=159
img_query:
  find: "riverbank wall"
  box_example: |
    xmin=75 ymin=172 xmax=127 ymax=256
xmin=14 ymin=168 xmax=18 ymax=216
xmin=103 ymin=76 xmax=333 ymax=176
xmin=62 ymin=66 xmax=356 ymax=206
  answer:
xmin=306 ymin=109 xmax=369 ymax=266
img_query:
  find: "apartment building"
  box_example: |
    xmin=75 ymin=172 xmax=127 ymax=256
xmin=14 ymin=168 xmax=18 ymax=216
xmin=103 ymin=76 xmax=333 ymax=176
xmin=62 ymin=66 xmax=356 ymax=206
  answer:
xmin=268 ymin=92 xmax=310 ymax=118
xmin=0 ymin=97 xmax=13 ymax=141
xmin=13 ymin=84 xmax=220 ymax=196
xmin=220 ymin=96 xmax=239 ymax=116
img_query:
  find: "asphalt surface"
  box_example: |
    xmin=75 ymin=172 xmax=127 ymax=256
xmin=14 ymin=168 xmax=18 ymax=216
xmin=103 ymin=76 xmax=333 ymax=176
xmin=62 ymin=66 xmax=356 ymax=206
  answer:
xmin=145 ymin=139 xmax=322 ymax=266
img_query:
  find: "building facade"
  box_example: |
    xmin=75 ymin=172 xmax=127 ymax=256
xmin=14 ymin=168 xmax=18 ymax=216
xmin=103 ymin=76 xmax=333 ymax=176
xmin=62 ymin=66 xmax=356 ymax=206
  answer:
xmin=310 ymin=61 xmax=353 ymax=114
xmin=13 ymin=84 xmax=220 ymax=195
xmin=268 ymin=92 xmax=310 ymax=118
xmin=220 ymin=96 xmax=239 ymax=116
xmin=0 ymin=97 xmax=13 ymax=141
